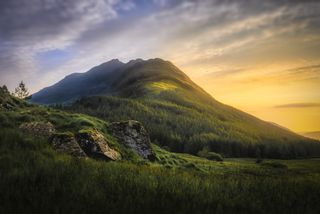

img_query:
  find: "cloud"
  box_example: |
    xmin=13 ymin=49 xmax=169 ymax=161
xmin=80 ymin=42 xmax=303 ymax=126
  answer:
xmin=285 ymin=64 xmax=320 ymax=74
xmin=0 ymin=0 xmax=320 ymax=93
xmin=274 ymin=103 xmax=320 ymax=108
xmin=202 ymin=68 xmax=246 ymax=78
xmin=0 ymin=0 xmax=123 ymax=48
xmin=133 ymin=0 xmax=320 ymax=69
xmin=0 ymin=0 xmax=133 ymax=90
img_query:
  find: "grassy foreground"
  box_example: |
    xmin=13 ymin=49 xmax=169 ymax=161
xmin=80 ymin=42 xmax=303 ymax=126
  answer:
xmin=1 ymin=128 xmax=320 ymax=214
xmin=1 ymin=90 xmax=320 ymax=213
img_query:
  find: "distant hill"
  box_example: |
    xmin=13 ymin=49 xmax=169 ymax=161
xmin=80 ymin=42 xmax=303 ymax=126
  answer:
xmin=302 ymin=131 xmax=320 ymax=140
xmin=32 ymin=58 xmax=320 ymax=158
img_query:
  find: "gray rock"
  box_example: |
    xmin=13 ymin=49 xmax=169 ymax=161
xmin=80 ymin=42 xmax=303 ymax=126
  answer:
xmin=76 ymin=130 xmax=121 ymax=161
xmin=109 ymin=120 xmax=156 ymax=161
xmin=51 ymin=133 xmax=87 ymax=158
xmin=19 ymin=121 xmax=56 ymax=138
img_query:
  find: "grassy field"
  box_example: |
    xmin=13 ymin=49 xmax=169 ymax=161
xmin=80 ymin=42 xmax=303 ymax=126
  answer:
xmin=1 ymin=89 xmax=320 ymax=213
xmin=1 ymin=128 xmax=320 ymax=214
xmin=154 ymin=144 xmax=320 ymax=175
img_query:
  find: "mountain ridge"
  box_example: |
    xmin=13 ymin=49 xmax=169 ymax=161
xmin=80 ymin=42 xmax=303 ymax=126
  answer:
xmin=31 ymin=58 xmax=320 ymax=158
xmin=32 ymin=58 xmax=213 ymax=104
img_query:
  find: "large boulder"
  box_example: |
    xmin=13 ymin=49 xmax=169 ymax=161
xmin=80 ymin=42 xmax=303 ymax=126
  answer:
xmin=109 ymin=120 xmax=156 ymax=161
xmin=51 ymin=133 xmax=87 ymax=158
xmin=76 ymin=129 xmax=121 ymax=161
xmin=19 ymin=121 xmax=55 ymax=138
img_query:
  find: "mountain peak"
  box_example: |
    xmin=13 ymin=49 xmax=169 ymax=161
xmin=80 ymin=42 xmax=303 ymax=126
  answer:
xmin=127 ymin=58 xmax=144 ymax=65
xmin=100 ymin=58 xmax=124 ymax=66
xmin=31 ymin=58 xmax=186 ymax=104
xmin=109 ymin=58 xmax=121 ymax=63
xmin=93 ymin=58 xmax=124 ymax=68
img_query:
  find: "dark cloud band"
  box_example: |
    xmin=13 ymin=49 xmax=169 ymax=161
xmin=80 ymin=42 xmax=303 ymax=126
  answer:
xmin=274 ymin=103 xmax=320 ymax=108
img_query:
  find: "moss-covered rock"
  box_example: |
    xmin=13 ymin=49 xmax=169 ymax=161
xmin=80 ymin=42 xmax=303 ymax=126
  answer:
xmin=109 ymin=120 xmax=156 ymax=161
xmin=76 ymin=129 xmax=121 ymax=161
xmin=50 ymin=132 xmax=87 ymax=158
xmin=19 ymin=121 xmax=56 ymax=138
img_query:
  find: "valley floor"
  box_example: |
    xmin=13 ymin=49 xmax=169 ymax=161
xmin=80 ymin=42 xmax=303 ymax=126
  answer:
xmin=154 ymin=144 xmax=320 ymax=176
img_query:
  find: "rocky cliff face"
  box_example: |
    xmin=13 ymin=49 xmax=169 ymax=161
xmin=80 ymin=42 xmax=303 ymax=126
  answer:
xmin=109 ymin=120 xmax=156 ymax=161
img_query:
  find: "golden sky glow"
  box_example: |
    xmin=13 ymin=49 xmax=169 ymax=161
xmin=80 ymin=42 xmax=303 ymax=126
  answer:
xmin=178 ymin=42 xmax=320 ymax=133
xmin=192 ymin=65 xmax=320 ymax=133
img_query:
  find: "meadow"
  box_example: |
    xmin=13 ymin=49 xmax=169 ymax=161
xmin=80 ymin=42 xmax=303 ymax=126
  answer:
xmin=1 ymin=87 xmax=320 ymax=214
xmin=1 ymin=128 xmax=320 ymax=214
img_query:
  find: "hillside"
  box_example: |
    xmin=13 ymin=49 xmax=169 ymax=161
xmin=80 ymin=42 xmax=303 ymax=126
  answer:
xmin=2 ymin=86 xmax=320 ymax=213
xmin=302 ymin=131 xmax=320 ymax=140
xmin=32 ymin=58 xmax=320 ymax=158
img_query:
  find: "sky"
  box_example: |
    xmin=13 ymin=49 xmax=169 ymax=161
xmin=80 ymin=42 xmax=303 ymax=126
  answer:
xmin=0 ymin=0 xmax=319 ymax=133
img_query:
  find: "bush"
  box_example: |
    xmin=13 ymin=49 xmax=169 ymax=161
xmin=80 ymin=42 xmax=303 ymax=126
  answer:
xmin=261 ymin=161 xmax=288 ymax=169
xmin=198 ymin=148 xmax=223 ymax=161
xmin=207 ymin=152 xmax=224 ymax=161
xmin=256 ymin=158 xmax=263 ymax=164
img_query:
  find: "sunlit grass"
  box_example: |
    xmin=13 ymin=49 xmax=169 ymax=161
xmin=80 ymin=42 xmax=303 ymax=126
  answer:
xmin=145 ymin=81 xmax=178 ymax=94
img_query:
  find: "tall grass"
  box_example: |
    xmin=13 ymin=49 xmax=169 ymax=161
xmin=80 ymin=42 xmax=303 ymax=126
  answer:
xmin=1 ymin=129 xmax=320 ymax=214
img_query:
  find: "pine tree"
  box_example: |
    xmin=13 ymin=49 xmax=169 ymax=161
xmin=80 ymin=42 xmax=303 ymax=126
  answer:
xmin=1 ymin=85 xmax=9 ymax=94
xmin=14 ymin=81 xmax=29 ymax=99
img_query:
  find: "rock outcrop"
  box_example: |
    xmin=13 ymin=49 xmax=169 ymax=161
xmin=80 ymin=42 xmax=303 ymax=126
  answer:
xmin=109 ymin=120 xmax=156 ymax=161
xmin=76 ymin=130 xmax=121 ymax=161
xmin=51 ymin=133 xmax=87 ymax=158
xmin=19 ymin=121 xmax=56 ymax=138
xmin=19 ymin=120 xmax=156 ymax=162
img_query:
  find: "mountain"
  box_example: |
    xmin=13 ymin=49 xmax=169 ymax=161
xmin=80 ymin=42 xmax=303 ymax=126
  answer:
xmin=32 ymin=58 xmax=207 ymax=104
xmin=32 ymin=58 xmax=320 ymax=158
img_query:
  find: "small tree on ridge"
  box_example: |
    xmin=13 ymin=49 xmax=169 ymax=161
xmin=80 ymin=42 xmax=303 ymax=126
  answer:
xmin=14 ymin=81 xmax=29 ymax=99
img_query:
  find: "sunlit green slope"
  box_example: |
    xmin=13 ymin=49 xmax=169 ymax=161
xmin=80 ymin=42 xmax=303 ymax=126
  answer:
xmin=47 ymin=58 xmax=320 ymax=158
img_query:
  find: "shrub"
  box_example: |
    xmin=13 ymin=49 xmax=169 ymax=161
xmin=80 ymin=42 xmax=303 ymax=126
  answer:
xmin=256 ymin=158 xmax=264 ymax=164
xmin=261 ymin=161 xmax=288 ymax=169
xmin=198 ymin=147 xmax=223 ymax=161
xmin=207 ymin=152 xmax=224 ymax=162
